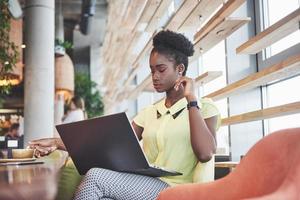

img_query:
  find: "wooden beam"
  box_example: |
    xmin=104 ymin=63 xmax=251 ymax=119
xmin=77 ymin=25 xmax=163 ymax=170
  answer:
xmin=102 ymin=1 xmax=152 ymax=92
xmin=123 ymin=32 xmax=156 ymax=87
xmin=236 ymin=8 xmax=300 ymax=54
xmin=132 ymin=32 xmax=155 ymax=67
xmin=178 ymin=0 xmax=223 ymax=32
xmin=110 ymin=32 xmax=143 ymax=89
xmin=205 ymin=54 xmax=300 ymax=101
xmin=215 ymin=161 xmax=239 ymax=168
xmin=126 ymin=31 xmax=144 ymax=56
xmin=127 ymin=74 xmax=152 ymax=100
xmin=122 ymin=0 xmax=148 ymax=30
xmin=195 ymin=71 xmax=223 ymax=86
xmin=121 ymin=1 xmax=166 ymax=63
xmin=221 ymin=101 xmax=300 ymax=126
xmin=164 ymin=0 xmax=198 ymax=31
xmin=116 ymin=86 xmax=135 ymax=102
xmin=135 ymin=0 xmax=162 ymax=31
xmin=145 ymin=0 xmax=173 ymax=32
xmin=193 ymin=0 xmax=246 ymax=43
xmin=114 ymin=1 xmax=161 ymax=90
xmin=124 ymin=63 xmax=140 ymax=86
xmin=191 ymin=17 xmax=250 ymax=62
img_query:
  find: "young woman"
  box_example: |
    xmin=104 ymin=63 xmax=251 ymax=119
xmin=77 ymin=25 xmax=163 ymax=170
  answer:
xmin=29 ymin=30 xmax=220 ymax=200
xmin=62 ymin=96 xmax=87 ymax=124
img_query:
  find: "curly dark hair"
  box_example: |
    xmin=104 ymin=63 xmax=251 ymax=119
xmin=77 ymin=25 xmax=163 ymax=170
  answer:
xmin=151 ymin=30 xmax=194 ymax=76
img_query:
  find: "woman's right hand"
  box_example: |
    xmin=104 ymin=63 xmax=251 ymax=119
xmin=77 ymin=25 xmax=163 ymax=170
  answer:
xmin=28 ymin=138 xmax=58 ymax=157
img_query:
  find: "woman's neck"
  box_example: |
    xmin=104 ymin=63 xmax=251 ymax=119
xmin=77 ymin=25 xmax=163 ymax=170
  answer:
xmin=165 ymin=87 xmax=184 ymax=108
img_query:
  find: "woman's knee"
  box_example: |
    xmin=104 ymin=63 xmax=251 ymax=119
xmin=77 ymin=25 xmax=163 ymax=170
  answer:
xmin=85 ymin=168 xmax=103 ymax=182
xmin=84 ymin=168 xmax=112 ymax=182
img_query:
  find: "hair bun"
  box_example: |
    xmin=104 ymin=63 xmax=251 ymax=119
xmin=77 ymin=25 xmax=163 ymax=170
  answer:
xmin=153 ymin=30 xmax=194 ymax=57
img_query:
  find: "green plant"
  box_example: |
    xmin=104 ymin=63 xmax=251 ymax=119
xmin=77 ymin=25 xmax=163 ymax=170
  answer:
xmin=0 ymin=84 xmax=12 ymax=107
xmin=75 ymin=73 xmax=104 ymax=118
xmin=0 ymin=0 xmax=19 ymax=104
xmin=55 ymin=39 xmax=73 ymax=50
xmin=0 ymin=0 xmax=19 ymax=74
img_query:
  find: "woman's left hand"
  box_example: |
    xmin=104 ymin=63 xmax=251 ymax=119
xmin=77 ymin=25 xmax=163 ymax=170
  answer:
xmin=174 ymin=76 xmax=197 ymax=101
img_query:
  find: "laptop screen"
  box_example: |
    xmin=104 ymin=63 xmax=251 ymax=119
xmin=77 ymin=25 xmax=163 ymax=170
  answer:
xmin=56 ymin=112 xmax=150 ymax=175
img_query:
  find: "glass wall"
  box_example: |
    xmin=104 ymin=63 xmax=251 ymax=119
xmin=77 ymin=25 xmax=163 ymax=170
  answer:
xmin=199 ymin=41 xmax=229 ymax=155
xmin=262 ymin=0 xmax=300 ymax=58
xmin=258 ymin=0 xmax=300 ymax=133
xmin=265 ymin=76 xmax=300 ymax=133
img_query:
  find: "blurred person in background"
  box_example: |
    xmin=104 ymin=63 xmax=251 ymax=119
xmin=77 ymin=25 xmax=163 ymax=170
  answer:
xmin=5 ymin=123 xmax=23 ymax=148
xmin=62 ymin=96 xmax=87 ymax=124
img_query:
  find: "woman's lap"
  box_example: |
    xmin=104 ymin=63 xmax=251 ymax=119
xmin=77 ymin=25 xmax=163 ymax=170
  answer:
xmin=74 ymin=168 xmax=169 ymax=200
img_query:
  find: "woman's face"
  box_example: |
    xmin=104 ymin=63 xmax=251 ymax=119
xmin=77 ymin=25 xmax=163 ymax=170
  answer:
xmin=149 ymin=51 xmax=179 ymax=93
xmin=70 ymin=101 xmax=76 ymax=110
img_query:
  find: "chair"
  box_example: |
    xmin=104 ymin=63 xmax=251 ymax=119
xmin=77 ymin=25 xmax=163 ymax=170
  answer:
xmin=157 ymin=128 xmax=300 ymax=200
xmin=55 ymin=157 xmax=82 ymax=200
xmin=40 ymin=150 xmax=82 ymax=200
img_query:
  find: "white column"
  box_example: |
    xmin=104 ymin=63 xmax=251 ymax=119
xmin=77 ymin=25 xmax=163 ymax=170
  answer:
xmin=54 ymin=0 xmax=65 ymax=56
xmin=24 ymin=0 xmax=55 ymax=145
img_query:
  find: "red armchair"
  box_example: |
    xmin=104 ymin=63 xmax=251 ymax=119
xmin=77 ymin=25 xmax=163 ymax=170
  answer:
xmin=157 ymin=128 xmax=300 ymax=200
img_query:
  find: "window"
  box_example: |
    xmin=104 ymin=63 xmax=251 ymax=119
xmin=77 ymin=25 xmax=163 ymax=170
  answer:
xmin=265 ymin=75 xmax=300 ymax=133
xmin=262 ymin=0 xmax=300 ymax=58
xmin=200 ymin=41 xmax=227 ymax=95
xmin=258 ymin=0 xmax=300 ymax=133
xmin=199 ymin=41 xmax=229 ymax=155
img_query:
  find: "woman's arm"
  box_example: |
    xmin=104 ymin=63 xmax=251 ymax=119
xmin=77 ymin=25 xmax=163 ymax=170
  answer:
xmin=54 ymin=137 xmax=67 ymax=150
xmin=187 ymin=98 xmax=218 ymax=163
xmin=29 ymin=138 xmax=67 ymax=157
xmin=131 ymin=121 xmax=144 ymax=141
xmin=175 ymin=77 xmax=217 ymax=163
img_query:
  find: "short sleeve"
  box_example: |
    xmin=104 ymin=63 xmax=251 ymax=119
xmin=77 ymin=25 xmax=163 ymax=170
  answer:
xmin=200 ymin=98 xmax=219 ymax=118
xmin=133 ymin=108 xmax=147 ymax=128
xmin=200 ymin=98 xmax=221 ymax=130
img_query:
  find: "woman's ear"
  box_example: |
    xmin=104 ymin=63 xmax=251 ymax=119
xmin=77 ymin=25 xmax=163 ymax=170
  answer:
xmin=177 ymin=64 xmax=185 ymax=76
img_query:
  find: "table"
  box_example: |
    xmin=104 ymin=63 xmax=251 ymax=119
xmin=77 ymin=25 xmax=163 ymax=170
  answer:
xmin=215 ymin=161 xmax=239 ymax=170
xmin=0 ymin=150 xmax=68 ymax=200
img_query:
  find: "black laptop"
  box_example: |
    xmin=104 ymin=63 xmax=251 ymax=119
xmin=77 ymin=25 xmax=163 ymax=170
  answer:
xmin=56 ymin=112 xmax=182 ymax=177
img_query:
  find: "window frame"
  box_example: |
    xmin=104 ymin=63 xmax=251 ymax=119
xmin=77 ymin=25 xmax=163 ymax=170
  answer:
xmin=255 ymin=0 xmax=300 ymax=71
xmin=198 ymin=40 xmax=230 ymax=156
xmin=255 ymin=0 xmax=300 ymax=134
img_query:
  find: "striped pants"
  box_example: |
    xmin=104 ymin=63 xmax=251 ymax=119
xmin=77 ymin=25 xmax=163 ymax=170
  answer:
xmin=73 ymin=168 xmax=169 ymax=200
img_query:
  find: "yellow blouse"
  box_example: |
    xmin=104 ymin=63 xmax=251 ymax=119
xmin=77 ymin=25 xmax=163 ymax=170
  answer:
xmin=133 ymin=97 xmax=221 ymax=186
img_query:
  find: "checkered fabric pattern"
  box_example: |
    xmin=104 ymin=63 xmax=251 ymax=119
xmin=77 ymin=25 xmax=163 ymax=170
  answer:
xmin=73 ymin=168 xmax=169 ymax=200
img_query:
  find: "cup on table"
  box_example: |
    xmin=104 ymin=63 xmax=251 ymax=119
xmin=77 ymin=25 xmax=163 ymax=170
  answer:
xmin=12 ymin=149 xmax=35 ymax=159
